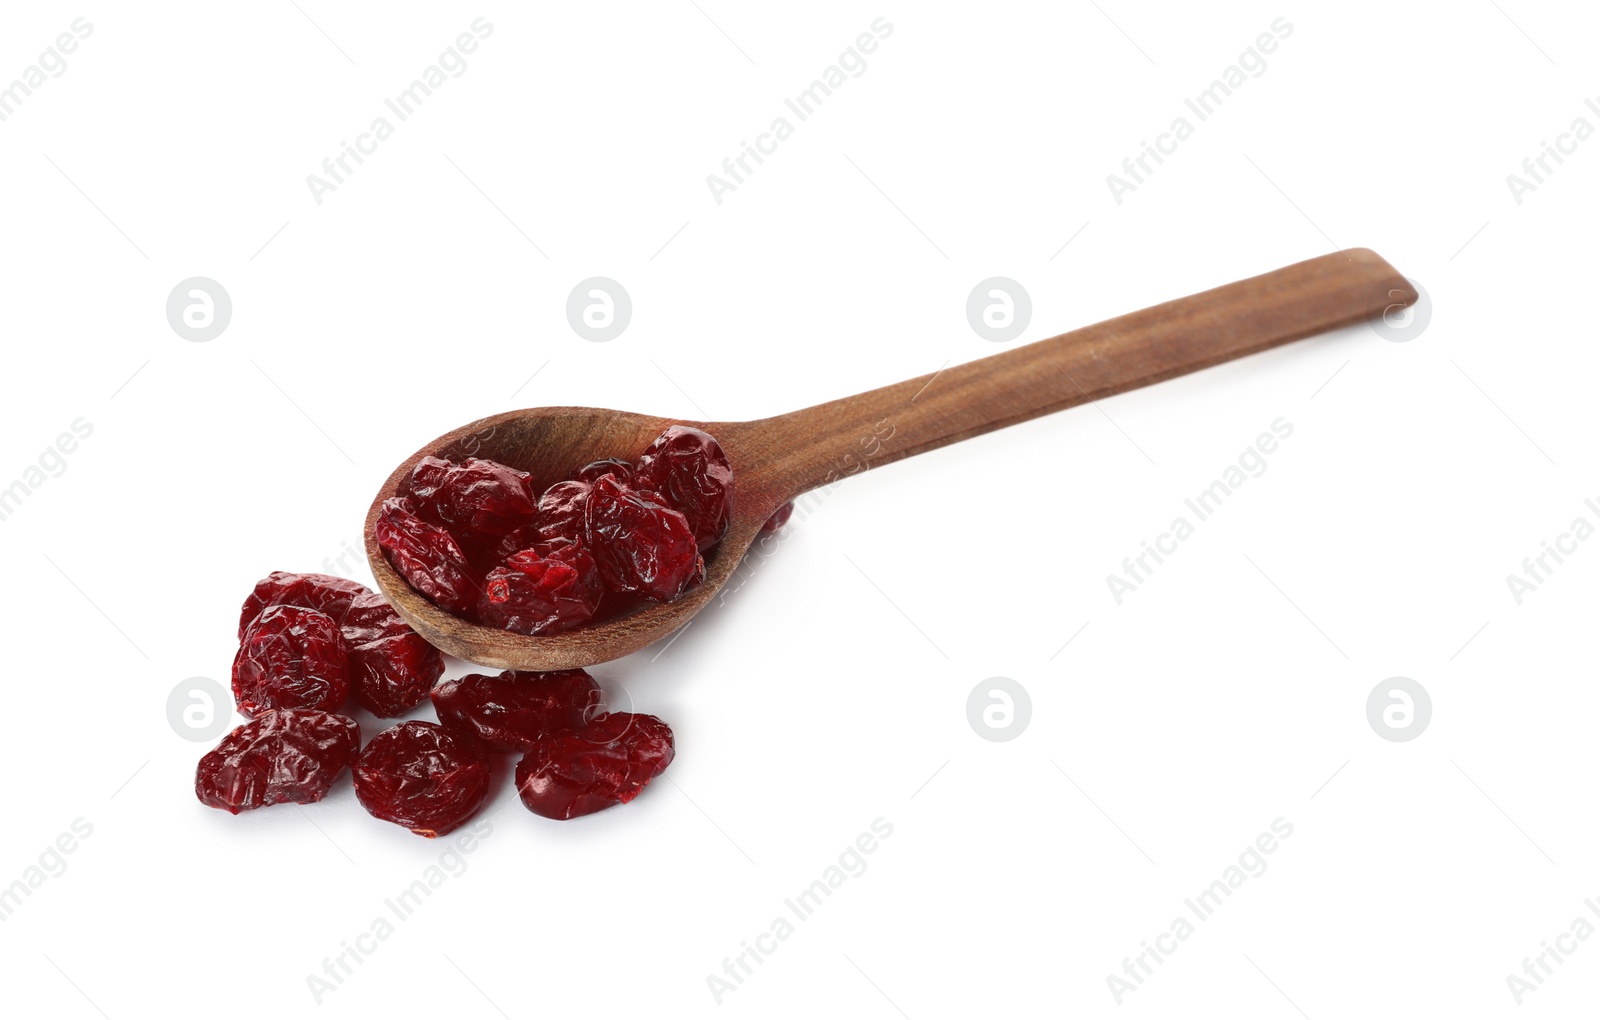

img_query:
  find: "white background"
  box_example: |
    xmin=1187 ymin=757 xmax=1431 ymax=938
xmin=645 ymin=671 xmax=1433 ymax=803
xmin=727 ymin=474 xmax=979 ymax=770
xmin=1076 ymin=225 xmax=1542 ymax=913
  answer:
xmin=0 ymin=1 xmax=1595 ymax=1016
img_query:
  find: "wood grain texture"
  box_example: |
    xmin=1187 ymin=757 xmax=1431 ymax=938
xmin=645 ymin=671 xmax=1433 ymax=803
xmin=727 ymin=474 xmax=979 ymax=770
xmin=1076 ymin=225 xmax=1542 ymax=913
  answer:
xmin=366 ymin=248 xmax=1414 ymax=669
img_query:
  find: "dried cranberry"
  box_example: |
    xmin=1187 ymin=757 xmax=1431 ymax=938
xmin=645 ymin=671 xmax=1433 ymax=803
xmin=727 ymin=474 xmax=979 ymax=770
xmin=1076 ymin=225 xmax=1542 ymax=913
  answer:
xmin=535 ymin=479 xmax=592 ymax=544
xmin=353 ymin=721 xmax=492 ymax=837
xmin=515 ymin=712 xmax=675 ymax=820
xmin=634 ymin=426 xmax=734 ymax=550
xmin=196 ymin=709 xmax=361 ymax=814
xmin=407 ymin=456 xmax=537 ymax=538
xmin=432 ymin=669 xmax=603 ymax=753
xmin=585 ymin=475 xmax=704 ymax=602
xmin=760 ymin=501 xmax=795 ymax=534
xmin=375 ymin=496 xmax=479 ymax=615
xmin=491 ymin=523 xmax=543 ymax=564
xmin=341 ymin=592 xmax=445 ymax=716
xmin=575 ymin=458 xmax=634 ymax=485
xmin=238 ymin=571 xmax=370 ymax=639
xmin=478 ymin=539 xmax=604 ymax=634
xmin=232 ymin=605 xmax=349 ymax=716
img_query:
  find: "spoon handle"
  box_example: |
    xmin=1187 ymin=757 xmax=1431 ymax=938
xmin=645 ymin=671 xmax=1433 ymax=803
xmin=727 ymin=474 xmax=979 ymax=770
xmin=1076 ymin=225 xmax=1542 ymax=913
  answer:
xmin=732 ymin=248 xmax=1413 ymax=500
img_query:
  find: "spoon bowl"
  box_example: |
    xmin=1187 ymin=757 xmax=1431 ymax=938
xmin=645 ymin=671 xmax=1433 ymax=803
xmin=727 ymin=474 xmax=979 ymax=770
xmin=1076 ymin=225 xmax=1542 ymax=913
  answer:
xmin=367 ymin=249 xmax=1416 ymax=669
xmin=363 ymin=406 xmax=782 ymax=670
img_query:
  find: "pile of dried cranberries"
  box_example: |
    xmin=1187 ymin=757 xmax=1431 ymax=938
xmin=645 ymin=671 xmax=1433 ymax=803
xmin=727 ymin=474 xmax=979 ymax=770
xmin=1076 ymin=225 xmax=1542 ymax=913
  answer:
xmin=375 ymin=425 xmax=734 ymax=634
xmin=196 ymin=427 xmax=795 ymax=836
xmin=196 ymin=571 xmax=675 ymax=833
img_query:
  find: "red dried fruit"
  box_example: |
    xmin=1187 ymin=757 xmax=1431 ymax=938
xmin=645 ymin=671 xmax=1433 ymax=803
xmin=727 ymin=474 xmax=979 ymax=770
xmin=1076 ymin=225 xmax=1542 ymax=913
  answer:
xmin=575 ymin=458 xmax=634 ymax=485
xmin=353 ymin=721 xmax=492 ymax=837
xmin=634 ymin=425 xmax=734 ymax=550
xmin=342 ymin=592 xmax=446 ymax=716
xmin=515 ymin=712 xmax=675 ymax=820
xmin=232 ymin=605 xmax=350 ymax=716
xmin=535 ymin=479 xmax=592 ymax=545
xmin=478 ymin=539 xmax=604 ymax=634
xmin=196 ymin=709 xmax=361 ymax=814
xmin=238 ymin=571 xmax=370 ymax=639
xmin=760 ymin=501 xmax=795 ymax=534
xmin=376 ymin=496 xmax=479 ymax=615
xmin=407 ymin=456 xmax=537 ymax=538
xmin=431 ymin=669 xmax=604 ymax=753
xmin=585 ymin=475 xmax=704 ymax=602
xmin=490 ymin=523 xmax=543 ymax=564
xmin=377 ymin=428 xmax=741 ymax=634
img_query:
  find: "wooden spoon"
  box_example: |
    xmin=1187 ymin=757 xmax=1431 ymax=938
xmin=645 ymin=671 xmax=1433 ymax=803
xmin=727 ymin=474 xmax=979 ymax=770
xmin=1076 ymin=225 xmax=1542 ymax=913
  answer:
xmin=366 ymin=248 xmax=1414 ymax=670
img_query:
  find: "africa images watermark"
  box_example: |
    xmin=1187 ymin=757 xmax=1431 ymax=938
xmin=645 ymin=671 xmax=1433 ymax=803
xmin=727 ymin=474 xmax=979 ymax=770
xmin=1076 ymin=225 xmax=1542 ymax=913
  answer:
xmin=0 ymin=418 xmax=94 ymax=524
xmin=1106 ymin=18 xmax=1293 ymax=205
xmin=705 ymin=17 xmax=894 ymax=205
xmin=1504 ymin=897 xmax=1600 ymax=1005
xmin=305 ymin=818 xmax=493 ymax=1003
xmin=1505 ymin=96 xmax=1600 ymax=205
xmin=1106 ymin=817 xmax=1294 ymax=1004
xmin=705 ymin=817 xmax=894 ymax=1004
xmin=0 ymin=17 xmax=93 ymax=123
xmin=1504 ymin=497 xmax=1600 ymax=605
xmin=0 ymin=817 xmax=94 ymax=923
xmin=305 ymin=18 xmax=494 ymax=205
xmin=1106 ymin=417 xmax=1294 ymax=605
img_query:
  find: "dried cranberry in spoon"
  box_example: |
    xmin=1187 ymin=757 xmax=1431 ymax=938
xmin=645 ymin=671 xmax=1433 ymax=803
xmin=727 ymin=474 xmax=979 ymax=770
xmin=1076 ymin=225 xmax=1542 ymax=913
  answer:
xmin=407 ymin=455 xmax=537 ymax=538
xmin=634 ymin=425 xmax=733 ymax=551
xmin=478 ymin=539 xmax=605 ymax=635
xmin=584 ymin=474 xmax=704 ymax=603
xmin=375 ymin=496 xmax=479 ymax=616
